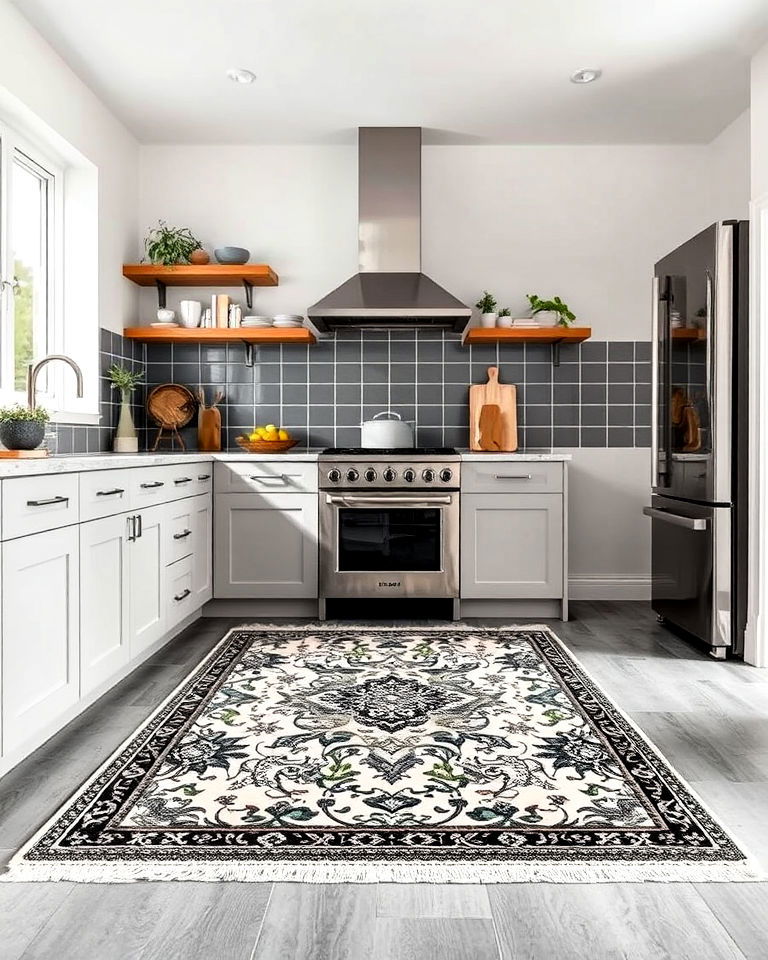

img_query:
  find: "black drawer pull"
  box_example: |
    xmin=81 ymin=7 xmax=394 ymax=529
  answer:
xmin=173 ymin=529 xmax=192 ymax=540
xmin=96 ymin=488 xmax=125 ymax=497
xmin=173 ymin=588 xmax=191 ymax=602
xmin=140 ymin=481 xmax=164 ymax=489
xmin=197 ymin=474 xmax=211 ymax=481
xmin=26 ymin=496 xmax=69 ymax=507
xmin=174 ymin=477 xmax=192 ymax=485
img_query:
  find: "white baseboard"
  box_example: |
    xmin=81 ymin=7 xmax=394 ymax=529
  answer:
xmin=568 ymin=577 xmax=651 ymax=601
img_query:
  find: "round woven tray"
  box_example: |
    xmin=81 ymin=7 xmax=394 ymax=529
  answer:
xmin=235 ymin=436 xmax=298 ymax=453
xmin=147 ymin=383 xmax=196 ymax=428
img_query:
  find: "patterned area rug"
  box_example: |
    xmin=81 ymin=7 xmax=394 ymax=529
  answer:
xmin=4 ymin=625 xmax=759 ymax=882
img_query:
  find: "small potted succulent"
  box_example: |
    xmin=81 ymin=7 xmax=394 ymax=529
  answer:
xmin=143 ymin=220 xmax=203 ymax=265
xmin=475 ymin=291 xmax=498 ymax=328
xmin=108 ymin=364 xmax=144 ymax=453
xmin=527 ymin=294 xmax=576 ymax=328
xmin=497 ymin=306 xmax=513 ymax=328
xmin=0 ymin=404 xmax=49 ymax=450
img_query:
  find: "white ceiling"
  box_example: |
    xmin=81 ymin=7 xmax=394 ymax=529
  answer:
xmin=10 ymin=0 xmax=768 ymax=145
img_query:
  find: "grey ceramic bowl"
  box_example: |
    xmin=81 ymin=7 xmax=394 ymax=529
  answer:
xmin=214 ymin=246 xmax=250 ymax=265
xmin=0 ymin=420 xmax=45 ymax=450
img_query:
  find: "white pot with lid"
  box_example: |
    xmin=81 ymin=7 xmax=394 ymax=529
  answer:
xmin=360 ymin=411 xmax=415 ymax=449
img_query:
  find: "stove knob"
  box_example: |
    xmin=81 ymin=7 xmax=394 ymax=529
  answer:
xmin=383 ymin=467 xmax=397 ymax=482
xmin=422 ymin=468 xmax=436 ymax=483
xmin=327 ymin=468 xmax=342 ymax=483
xmin=364 ymin=467 xmax=377 ymax=483
xmin=346 ymin=468 xmax=359 ymax=482
xmin=403 ymin=468 xmax=416 ymax=483
xmin=439 ymin=468 xmax=453 ymax=483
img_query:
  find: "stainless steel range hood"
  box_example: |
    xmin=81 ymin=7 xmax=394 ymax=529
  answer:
xmin=307 ymin=128 xmax=471 ymax=332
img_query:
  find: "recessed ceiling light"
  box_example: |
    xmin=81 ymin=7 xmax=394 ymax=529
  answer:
xmin=570 ymin=68 xmax=602 ymax=84
xmin=226 ymin=68 xmax=256 ymax=85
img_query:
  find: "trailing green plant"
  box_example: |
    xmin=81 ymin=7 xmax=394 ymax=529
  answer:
xmin=498 ymin=307 xmax=511 ymax=317
xmin=475 ymin=291 xmax=497 ymax=313
xmin=0 ymin=403 xmax=49 ymax=423
xmin=108 ymin=364 xmax=144 ymax=397
xmin=527 ymin=293 xmax=576 ymax=326
xmin=143 ymin=220 xmax=202 ymax=265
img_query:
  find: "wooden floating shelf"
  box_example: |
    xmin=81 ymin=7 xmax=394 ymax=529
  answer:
xmin=462 ymin=326 xmax=592 ymax=365
xmin=124 ymin=327 xmax=315 ymax=344
xmin=671 ymin=327 xmax=706 ymax=341
xmin=122 ymin=263 xmax=278 ymax=310
xmin=462 ymin=326 xmax=591 ymax=344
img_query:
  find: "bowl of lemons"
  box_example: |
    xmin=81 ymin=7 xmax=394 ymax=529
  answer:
xmin=235 ymin=424 xmax=297 ymax=453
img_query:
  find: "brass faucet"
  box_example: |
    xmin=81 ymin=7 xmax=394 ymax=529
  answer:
xmin=27 ymin=355 xmax=84 ymax=410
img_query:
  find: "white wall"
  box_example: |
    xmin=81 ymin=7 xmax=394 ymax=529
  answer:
xmin=0 ymin=0 xmax=138 ymax=340
xmin=751 ymin=45 xmax=768 ymax=200
xmin=709 ymin=110 xmax=750 ymax=221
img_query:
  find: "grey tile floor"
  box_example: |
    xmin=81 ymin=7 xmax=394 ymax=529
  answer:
xmin=1 ymin=602 xmax=767 ymax=959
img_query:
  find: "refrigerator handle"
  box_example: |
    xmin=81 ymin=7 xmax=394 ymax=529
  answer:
xmin=651 ymin=276 xmax=660 ymax=488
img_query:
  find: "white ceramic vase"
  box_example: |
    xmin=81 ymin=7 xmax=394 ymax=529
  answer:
xmin=114 ymin=393 xmax=138 ymax=453
xmin=480 ymin=312 xmax=498 ymax=328
xmin=534 ymin=310 xmax=559 ymax=327
xmin=179 ymin=300 xmax=202 ymax=328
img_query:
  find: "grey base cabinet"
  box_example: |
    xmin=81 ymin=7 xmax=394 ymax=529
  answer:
xmin=461 ymin=493 xmax=563 ymax=598
xmin=213 ymin=492 xmax=318 ymax=598
xmin=460 ymin=461 xmax=568 ymax=618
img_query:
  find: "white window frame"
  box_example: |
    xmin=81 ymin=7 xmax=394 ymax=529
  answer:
xmin=0 ymin=118 xmax=65 ymax=406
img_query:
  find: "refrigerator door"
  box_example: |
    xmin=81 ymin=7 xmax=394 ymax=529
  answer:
xmin=644 ymin=494 xmax=732 ymax=652
xmin=653 ymin=223 xmax=733 ymax=504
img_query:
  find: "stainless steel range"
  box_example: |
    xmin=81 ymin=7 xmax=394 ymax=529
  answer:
xmin=318 ymin=448 xmax=460 ymax=618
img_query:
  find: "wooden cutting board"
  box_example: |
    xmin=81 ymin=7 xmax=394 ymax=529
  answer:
xmin=469 ymin=366 xmax=518 ymax=451
xmin=198 ymin=406 xmax=222 ymax=452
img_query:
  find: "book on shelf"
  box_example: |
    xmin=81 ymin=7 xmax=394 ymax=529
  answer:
xmin=212 ymin=294 xmax=230 ymax=329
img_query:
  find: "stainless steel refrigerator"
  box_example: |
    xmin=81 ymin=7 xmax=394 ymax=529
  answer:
xmin=645 ymin=221 xmax=749 ymax=658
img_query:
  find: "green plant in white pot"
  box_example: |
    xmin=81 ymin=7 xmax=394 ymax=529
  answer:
xmin=527 ymin=294 xmax=576 ymax=328
xmin=475 ymin=291 xmax=498 ymax=328
xmin=143 ymin=221 xmax=202 ymax=265
xmin=0 ymin=404 xmax=49 ymax=451
xmin=109 ymin=365 xmax=144 ymax=453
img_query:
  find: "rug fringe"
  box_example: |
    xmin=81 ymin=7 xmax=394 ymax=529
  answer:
xmin=2 ymin=858 xmax=762 ymax=884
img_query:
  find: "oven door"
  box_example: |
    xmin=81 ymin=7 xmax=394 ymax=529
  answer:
xmin=320 ymin=491 xmax=459 ymax=599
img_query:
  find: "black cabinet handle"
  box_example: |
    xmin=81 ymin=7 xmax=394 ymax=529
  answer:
xmin=96 ymin=488 xmax=125 ymax=497
xmin=127 ymin=515 xmax=137 ymax=542
xmin=173 ymin=529 xmax=192 ymax=540
xmin=197 ymin=474 xmax=211 ymax=481
xmin=173 ymin=588 xmax=191 ymax=602
xmin=26 ymin=496 xmax=69 ymax=507
xmin=140 ymin=481 xmax=164 ymax=489
xmin=174 ymin=477 xmax=192 ymax=485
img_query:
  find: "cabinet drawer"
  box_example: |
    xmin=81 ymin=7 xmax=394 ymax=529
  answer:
xmin=2 ymin=473 xmax=79 ymax=540
xmin=130 ymin=466 xmax=174 ymax=506
xmin=166 ymin=554 xmax=195 ymax=628
xmin=461 ymin=460 xmax=564 ymax=494
xmin=80 ymin=469 xmax=133 ymax=521
xmin=215 ymin=460 xmax=317 ymax=494
xmin=165 ymin=500 xmax=195 ymax=564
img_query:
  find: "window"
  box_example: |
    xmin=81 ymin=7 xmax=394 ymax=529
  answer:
xmin=0 ymin=121 xmax=62 ymax=400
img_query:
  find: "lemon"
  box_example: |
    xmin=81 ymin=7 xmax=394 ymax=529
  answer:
xmin=278 ymin=429 xmax=290 ymax=441
xmin=265 ymin=424 xmax=277 ymax=433
xmin=248 ymin=431 xmax=259 ymax=441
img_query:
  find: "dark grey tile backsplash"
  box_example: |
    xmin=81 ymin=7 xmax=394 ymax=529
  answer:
xmin=54 ymin=328 xmax=651 ymax=453
xmin=140 ymin=328 xmax=651 ymax=451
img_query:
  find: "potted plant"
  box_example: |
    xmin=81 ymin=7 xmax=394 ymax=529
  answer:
xmin=143 ymin=220 xmax=203 ymax=266
xmin=108 ymin=364 xmax=144 ymax=453
xmin=497 ymin=306 xmax=513 ymax=328
xmin=0 ymin=403 xmax=49 ymax=450
xmin=475 ymin=291 xmax=498 ymax=328
xmin=527 ymin=294 xmax=576 ymax=328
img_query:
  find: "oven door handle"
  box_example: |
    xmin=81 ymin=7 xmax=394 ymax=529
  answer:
xmin=326 ymin=494 xmax=453 ymax=507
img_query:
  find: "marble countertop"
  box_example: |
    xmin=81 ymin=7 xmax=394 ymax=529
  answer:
xmin=0 ymin=447 xmax=570 ymax=478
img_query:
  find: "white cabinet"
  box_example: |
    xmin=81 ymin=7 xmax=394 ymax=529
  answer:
xmin=2 ymin=526 xmax=80 ymax=755
xmin=80 ymin=513 xmax=131 ymax=695
xmin=214 ymin=491 xmax=318 ymax=598
xmin=461 ymin=493 xmax=563 ymax=599
xmin=191 ymin=494 xmax=212 ymax=605
xmin=129 ymin=503 xmax=166 ymax=658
